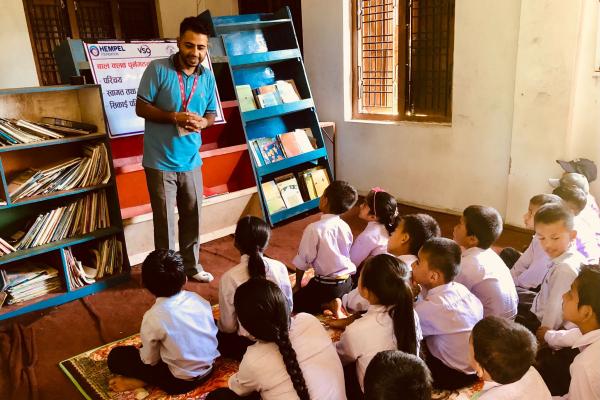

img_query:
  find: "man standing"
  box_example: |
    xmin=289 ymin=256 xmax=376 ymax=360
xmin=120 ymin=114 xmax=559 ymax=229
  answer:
xmin=136 ymin=17 xmax=215 ymax=282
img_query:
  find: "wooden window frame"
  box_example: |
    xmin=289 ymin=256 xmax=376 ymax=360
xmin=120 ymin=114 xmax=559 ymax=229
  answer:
xmin=352 ymin=0 xmax=454 ymax=123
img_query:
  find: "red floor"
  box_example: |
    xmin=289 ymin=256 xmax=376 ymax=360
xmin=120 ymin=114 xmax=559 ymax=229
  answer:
xmin=0 ymin=205 xmax=531 ymax=400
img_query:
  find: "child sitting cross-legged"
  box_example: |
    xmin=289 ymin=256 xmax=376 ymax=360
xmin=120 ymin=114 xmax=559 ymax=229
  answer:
xmin=293 ymin=180 xmax=358 ymax=314
xmin=363 ymin=350 xmax=433 ymax=400
xmin=453 ymin=205 xmax=518 ymax=319
xmin=207 ymin=278 xmax=346 ymax=400
xmin=412 ymin=237 xmax=484 ymax=390
xmin=469 ymin=316 xmax=551 ymax=399
xmin=107 ymin=249 xmax=219 ymax=395
xmin=335 ymin=254 xmax=422 ymax=398
xmin=217 ymin=216 xmax=293 ymax=360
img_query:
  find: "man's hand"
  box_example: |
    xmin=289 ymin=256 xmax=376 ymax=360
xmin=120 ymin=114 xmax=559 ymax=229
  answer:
xmin=173 ymin=112 xmax=206 ymax=131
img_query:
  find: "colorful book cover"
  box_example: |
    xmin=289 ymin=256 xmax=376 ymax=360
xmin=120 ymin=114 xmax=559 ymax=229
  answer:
xmin=277 ymin=131 xmax=302 ymax=157
xmin=275 ymin=174 xmax=304 ymax=209
xmin=256 ymin=137 xmax=285 ymax=163
xmin=276 ymin=80 xmax=301 ymax=103
xmin=235 ymin=85 xmax=257 ymax=112
xmin=256 ymin=92 xmax=282 ymax=108
xmin=261 ymin=181 xmax=287 ymax=214
xmin=248 ymin=140 xmax=264 ymax=166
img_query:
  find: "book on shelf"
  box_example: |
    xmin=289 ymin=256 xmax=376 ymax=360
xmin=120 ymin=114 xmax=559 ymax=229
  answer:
xmin=40 ymin=117 xmax=97 ymax=133
xmin=275 ymin=80 xmax=301 ymax=103
xmin=261 ymin=181 xmax=287 ymax=214
xmin=235 ymin=85 xmax=258 ymax=113
xmin=64 ymin=238 xmax=123 ymax=289
xmin=255 ymin=137 xmax=285 ymax=164
xmin=0 ymin=263 xmax=61 ymax=305
xmin=248 ymin=140 xmax=264 ymax=166
xmin=0 ymin=117 xmax=97 ymax=146
xmin=0 ymin=237 xmax=16 ymax=256
xmin=253 ymin=84 xmax=283 ymax=109
xmin=65 ymin=247 xmax=96 ymax=289
xmin=302 ymin=166 xmax=330 ymax=199
xmin=277 ymin=129 xmax=316 ymax=158
xmin=275 ymin=174 xmax=304 ymax=209
xmin=249 ymin=128 xmax=316 ymax=166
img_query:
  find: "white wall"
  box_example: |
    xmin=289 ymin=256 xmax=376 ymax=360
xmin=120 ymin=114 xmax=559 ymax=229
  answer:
xmin=303 ymin=0 xmax=522 ymax=216
xmin=0 ymin=0 xmax=39 ymax=89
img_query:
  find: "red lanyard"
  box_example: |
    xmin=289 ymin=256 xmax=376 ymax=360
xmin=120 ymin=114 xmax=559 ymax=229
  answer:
xmin=177 ymin=71 xmax=199 ymax=112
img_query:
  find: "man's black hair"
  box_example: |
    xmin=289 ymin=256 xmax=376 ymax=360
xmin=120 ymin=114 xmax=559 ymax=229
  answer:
xmin=534 ymin=203 xmax=574 ymax=230
xmin=323 ymin=180 xmax=358 ymax=215
xmin=419 ymin=237 xmax=462 ymax=283
xmin=552 ymin=185 xmax=587 ymax=214
xmin=180 ymin=17 xmax=210 ymax=37
xmin=463 ymin=205 xmax=503 ymax=249
xmin=575 ymin=265 xmax=600 ymax=325
xmin=141 ymin=249 xmax=186 ymax=297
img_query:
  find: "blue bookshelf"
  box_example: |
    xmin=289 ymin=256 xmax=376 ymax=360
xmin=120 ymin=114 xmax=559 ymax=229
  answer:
xmin=200 ymin=7 xmax=333 ymax=226
xmin=0 ymin=85 xmax=130 ymax=321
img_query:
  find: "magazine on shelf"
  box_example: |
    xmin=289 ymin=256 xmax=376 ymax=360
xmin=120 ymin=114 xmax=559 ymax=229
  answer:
xmin=275 ymin=174 xmax=304 ymax=209
xmin=261 ymin=181 xmax=287 ymax=214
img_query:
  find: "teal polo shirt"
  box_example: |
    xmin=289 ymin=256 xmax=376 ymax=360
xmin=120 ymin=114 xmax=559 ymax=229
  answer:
xmin=137 ymin=53 xmax=217 ymax=172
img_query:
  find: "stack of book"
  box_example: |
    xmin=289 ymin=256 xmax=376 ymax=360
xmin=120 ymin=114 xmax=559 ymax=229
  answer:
xmin=235 ymin=80 xmax=302 ymax=112
xmin=0 ymin=117 xmax=96 ymax=146
xmin=39 ymin=117 xmax=97 ymax=135
xmin=0 ymin=264 xmax=61 ymax=305
xmin=0 ymin=238 xmax=16 ymax=256
xmin=0 ymin=191 xmax=110 ymax=253
xmin=249 ymin=128 xmax=316 ymax=166
xmin=261 ymin=166 xmax=330 ymax=214
xmin=90 ymin=236 xmax=123 ymax=279
xmin=64 ymin=247 xmax=96 ymax=289
xmin=7 ymin=142 xmax=111 ymax=202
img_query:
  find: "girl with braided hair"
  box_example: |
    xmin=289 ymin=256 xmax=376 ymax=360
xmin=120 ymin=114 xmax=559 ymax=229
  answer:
xmin=209 ymin=279 xmax=346 ymax=400
xmin=217 ymin=216 xmax=293 ymax=360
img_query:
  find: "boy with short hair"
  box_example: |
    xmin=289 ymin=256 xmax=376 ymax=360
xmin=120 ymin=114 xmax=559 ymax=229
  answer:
xmin=453 ymin=205 xmax=518 ymax=319
xmin=293 ymin=180 xmax=358 ymax=314
xmin=107 ymin=249 xmax=219 ymax=394
xmin=507 ymin=194 xmax=562 ymax=292
xmin=413 ymin=237 xmax=484 ymax=390
xmin=516 ymin=204 xmax=585 ymax=335
xmin=363 ymin=350 xmax=433 ymax=400
xmin=469 ymin=316 xmax=551 ymax=399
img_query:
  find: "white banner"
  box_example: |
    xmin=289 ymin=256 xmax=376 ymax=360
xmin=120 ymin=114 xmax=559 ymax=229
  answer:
xmin=84 ymin=41 xmax=225 ymax=138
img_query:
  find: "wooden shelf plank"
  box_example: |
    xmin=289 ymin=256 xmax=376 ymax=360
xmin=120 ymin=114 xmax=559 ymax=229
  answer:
xmin=0 ymin=84 xmax=101 ymax=96
xmin=0 ymin=183 xmax=113 ymax=209
xmin=0 ymin=133 xmax=106 ymax=153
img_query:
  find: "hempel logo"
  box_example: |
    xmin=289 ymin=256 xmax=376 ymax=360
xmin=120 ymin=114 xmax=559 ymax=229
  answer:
xmin=89 ymin=44 xmax=127 ymax=57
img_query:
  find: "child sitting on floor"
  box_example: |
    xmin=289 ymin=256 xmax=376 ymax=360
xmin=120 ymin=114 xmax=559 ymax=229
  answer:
xmin=335 ymin=254 xmax=421 ymax=396
xmin=469 ymin=316 xmax=551 ymax=399
xmin=349 ymin=188 xmax=399 ymax=269
xmin=412 ymin=237 xmax=484 ymax=390
xmin=217 ymin=216 xmax=293 ymax=360
xmin=331 ymin=213 xmax=441 ymax=317
xmin=107 ymin=249 xmax=219 ymax=395
xmin=363 ymin=350 xmax=433 ymax=400
xmin=208 ymin=278 xmax=346 ymax=400
xmin=293 ymin=180 xmax=358 ymax=314
xmin=453 ymin=205 xmax=518 ymax=319
xmin=501 ymin=194 xmax=562 ymax=294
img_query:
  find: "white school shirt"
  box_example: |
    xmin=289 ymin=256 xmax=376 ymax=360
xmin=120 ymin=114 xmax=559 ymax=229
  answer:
xmin=218 ymin=255 xmax=293 ymax=336
xmin=455 ymin=247 xmax=518 ymax=319
xmin=531 ymin=247 xmax=584 ymax=329
xmin=579 ymin=203 xmax=600 ymax=247
xmin=477 ymin=367 xmax=551 ymax=400
xmin=228 ymin=313 xmax=346 ymax=400
xmin=544 ymin=328 xmax=582 ymax=351
xmin=349 ymin=221 xmax=389 ymax=268
xmin=341 ymin=254 xmax=417 ymax=313
xmin=511 ymin=236 xmax=553 ymax=290
xmin=562 ymin=329 xmax=600 ymax=400
xmin=292 ymin=214 xmax=356 ymax=277
xmin=415 ymin=282 xmax=483 ymax=374
xmin=336 ymin=304 xmax=422 ymax=392
xmin=573 ymin=214 xmax=600 ymax=264
xmin=139 ymin=290 xmax=219 ymax=380
xmin=588 ymin=193 xmax=600 ymax=217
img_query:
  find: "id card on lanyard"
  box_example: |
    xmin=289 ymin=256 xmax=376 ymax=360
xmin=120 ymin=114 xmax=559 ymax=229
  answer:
xmin=176 ymin=71 xmax=199 ymax=137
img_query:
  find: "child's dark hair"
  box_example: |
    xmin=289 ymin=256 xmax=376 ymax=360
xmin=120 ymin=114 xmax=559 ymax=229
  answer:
xmin=234 ymin=216 xmax=270 ymax=279
xmin=575 ymin=265 xmax=600 ymax=325
xmin=179 ymin=17 xmax=210 ymax=37
xmin=534 ymin=203 xmax=574 ymax=230
xmin=400 ymin=213 xmax=442 ymax=255
xmin=552 ymin=185 xmax=587 ymax=214
xmin=323 ymin=180 xmax=358 ymax=215
xmin=361 ymin=254 xmax=417 ymax=355
xmin=234 ymin=279 xmax=309 ymax=400
xmin=364 ymin=350 xmax=432 ymax=400
xmin=529 ymin=193 xmax=563 ymax=207
xmin=363 ymin=190 xmax=399 ymax=234
xmin=463 ymin=205 xmax=503 ymax=249
xmin=419 ymin=237 xmax=461 ymax=283
xmin=472 ymin=316 xmax=537 ymax=384
xmin=141 ymin=249 xmax=186 ymax=297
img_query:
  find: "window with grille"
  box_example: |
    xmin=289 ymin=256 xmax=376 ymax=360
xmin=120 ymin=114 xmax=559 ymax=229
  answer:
xmin=353 ymin=0 xmax=455 ymax=122
xmin=22 ymin=0 xmax=159 ymax=86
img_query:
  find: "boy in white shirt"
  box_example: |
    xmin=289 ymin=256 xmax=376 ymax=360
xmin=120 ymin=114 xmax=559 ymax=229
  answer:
xmin=453 ymin=205 xmax=518 ymax=319
xmin=412 ymin=237 xmax=484 ymax=390
xmin=293 ymin=180 xmax=358 ymax=314
xmin=469 ymin=316 xmax=551 ymax=399
xmin=107 ymin=249 xmax=219 ymax=394
xmin=516 ymin=204 xmax=585 ymax=335
xmin=363 ymin=350 xmax=433 ymax=400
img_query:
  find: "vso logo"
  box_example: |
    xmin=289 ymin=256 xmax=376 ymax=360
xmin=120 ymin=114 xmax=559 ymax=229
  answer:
xmin=89 ymin=46 xmax=100 ymax=57
xmin=137 ymin=45 xmax=151 ymax=57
